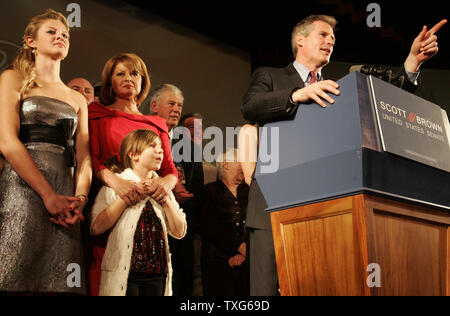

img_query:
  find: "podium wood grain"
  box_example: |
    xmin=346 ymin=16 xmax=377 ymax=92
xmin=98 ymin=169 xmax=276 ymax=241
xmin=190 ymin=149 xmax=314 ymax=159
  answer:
xmin=271 ymin=194 xmax=450 ymax=296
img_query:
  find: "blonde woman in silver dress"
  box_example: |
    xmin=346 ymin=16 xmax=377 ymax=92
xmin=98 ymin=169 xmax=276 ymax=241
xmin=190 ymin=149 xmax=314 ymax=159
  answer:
xmin=0 ymin=9 xmax=91 ymax=294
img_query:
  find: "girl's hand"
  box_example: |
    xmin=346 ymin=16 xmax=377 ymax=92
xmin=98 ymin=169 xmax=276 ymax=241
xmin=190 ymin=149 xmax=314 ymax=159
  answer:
xmin=69 ymin=198 xmax=86 ymax=222
xmin=110 ymin=176 xmax=142 ymax=206
xmin=52 ymin=197 xmax=88 ymax=230
xmin=43 ymin=192 xmax=80 ymax=218
xmin=135 ymin=181 xmax=150 ymax=200
xmin=143 ymin=177 xmax=173 ymax=204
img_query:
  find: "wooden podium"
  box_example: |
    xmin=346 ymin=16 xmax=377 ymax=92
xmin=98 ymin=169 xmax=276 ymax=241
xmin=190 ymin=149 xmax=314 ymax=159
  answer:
xmin=256 ymin=72 xmax=450 ymax=296
xmin=271 ymin=194 xmax=449 ymax=296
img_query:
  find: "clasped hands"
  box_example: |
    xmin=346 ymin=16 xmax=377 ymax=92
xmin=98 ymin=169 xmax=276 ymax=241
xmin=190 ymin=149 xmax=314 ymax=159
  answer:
xmin=114 ymin=177 xmax=174 ymax=206
xmin=228 ymin=242 xmax=247 ymax=268
xmin=46 ymin=193 xmax=86 ymax=231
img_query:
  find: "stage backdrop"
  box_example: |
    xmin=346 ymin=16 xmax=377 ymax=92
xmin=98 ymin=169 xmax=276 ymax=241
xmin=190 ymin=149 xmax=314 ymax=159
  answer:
xmin=0 ymin=0 xmax=251 ymax=130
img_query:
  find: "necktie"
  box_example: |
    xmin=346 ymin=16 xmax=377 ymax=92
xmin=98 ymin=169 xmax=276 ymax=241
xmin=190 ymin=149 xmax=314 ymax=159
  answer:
xmin=309 ymin=71 xmax=317 ymax=84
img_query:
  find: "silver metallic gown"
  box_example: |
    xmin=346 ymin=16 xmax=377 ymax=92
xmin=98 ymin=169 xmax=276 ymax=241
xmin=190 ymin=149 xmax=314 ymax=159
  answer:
xmin=0 ymin=96 xmax=85 ymax=294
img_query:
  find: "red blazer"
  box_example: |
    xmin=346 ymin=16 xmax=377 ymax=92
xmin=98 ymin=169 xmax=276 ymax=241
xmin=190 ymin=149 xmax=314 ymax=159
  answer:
xmin=88 ymin=102 xmax=177 ymax=178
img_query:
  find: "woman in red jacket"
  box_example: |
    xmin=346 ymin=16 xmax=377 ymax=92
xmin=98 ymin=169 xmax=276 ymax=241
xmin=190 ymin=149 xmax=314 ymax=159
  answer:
xmin=87 ymin=53 xmax=178 ymax=296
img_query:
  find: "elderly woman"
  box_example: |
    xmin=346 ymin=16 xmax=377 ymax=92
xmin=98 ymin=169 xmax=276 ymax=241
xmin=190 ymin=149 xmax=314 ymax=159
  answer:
xmin=87 ymin=53 xmax=178 ymax=296
xmin=200 ymin=149 xmax=249 ymax=296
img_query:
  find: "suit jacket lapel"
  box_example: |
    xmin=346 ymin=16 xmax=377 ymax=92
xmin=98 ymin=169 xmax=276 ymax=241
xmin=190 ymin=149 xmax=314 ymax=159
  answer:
xmin=285 ymin=63 xmax=305 ymax=88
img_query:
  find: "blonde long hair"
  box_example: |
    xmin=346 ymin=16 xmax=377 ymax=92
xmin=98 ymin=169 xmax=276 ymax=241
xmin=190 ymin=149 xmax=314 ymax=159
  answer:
xmin=12 ymin=9 xmax=69 ymax=96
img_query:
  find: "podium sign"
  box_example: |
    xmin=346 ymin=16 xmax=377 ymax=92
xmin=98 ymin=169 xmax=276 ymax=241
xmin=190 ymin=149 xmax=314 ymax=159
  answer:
xmin=256 ymin=72 xmax=450 ymax=213
xmin=369 ymin=76 xmax=450 ymax=172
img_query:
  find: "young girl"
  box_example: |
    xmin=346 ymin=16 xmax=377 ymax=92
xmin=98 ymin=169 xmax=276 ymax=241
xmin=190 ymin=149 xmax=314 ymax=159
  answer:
xmin=90 ymin=129 xmax=186 ymax=296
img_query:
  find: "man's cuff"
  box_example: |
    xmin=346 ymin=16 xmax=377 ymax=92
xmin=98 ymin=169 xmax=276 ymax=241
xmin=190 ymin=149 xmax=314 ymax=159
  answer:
xmin=289 ymin=87 xmax=301 ymax=106
xmin=404 ymin=66 xmax=420 ymax=85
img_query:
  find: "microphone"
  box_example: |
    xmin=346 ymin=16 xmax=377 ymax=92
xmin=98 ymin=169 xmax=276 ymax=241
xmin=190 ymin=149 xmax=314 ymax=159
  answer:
xmin=350 ymin=64 xmax=385 ymax=78
xmin=349 ymin=64 xmax=402 ymax=89
xmin=349 ymin=65 xmax=364 ymax=73
xmin=349 ymin=64 xmax=385 ymax=78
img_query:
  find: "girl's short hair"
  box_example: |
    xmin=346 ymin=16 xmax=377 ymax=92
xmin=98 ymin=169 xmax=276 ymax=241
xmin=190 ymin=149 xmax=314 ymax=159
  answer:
xmin=106 ymin=129 xmax=160 ymax=173
xmin=100 ymin=53 xmax=151 ymax=106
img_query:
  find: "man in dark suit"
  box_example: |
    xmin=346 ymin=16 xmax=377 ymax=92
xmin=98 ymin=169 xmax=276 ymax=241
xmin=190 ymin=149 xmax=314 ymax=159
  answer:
xmin=151 ymin=85 xmax=203 ymax=296
xmin=242 ymin=15 xmax=445 ymax=296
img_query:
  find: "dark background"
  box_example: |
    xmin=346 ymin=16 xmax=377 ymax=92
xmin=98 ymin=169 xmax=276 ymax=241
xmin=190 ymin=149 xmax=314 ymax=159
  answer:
xmin=1 ymin=0 xmax=448 ymax=123
xmin=123 ymin=0 xmax=449 ymax=71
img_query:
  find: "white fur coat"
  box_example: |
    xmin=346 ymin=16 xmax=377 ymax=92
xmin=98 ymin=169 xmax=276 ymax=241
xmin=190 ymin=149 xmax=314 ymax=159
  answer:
xmin=90 ymin=168 xmax=186 ymax=296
